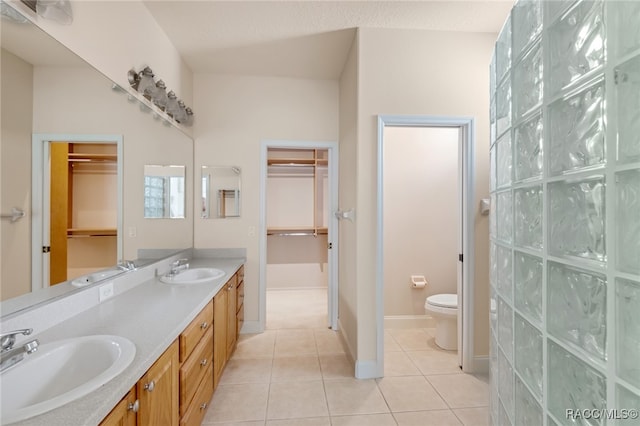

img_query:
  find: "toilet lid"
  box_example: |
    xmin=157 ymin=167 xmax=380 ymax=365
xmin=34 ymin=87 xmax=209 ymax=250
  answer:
xmin=427 ymin=294 xmax=458 ymax=308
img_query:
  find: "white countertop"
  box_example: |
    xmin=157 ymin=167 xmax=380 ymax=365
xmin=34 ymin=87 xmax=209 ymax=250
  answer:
xmin=7 ymin=257 xmax=245 ymax=426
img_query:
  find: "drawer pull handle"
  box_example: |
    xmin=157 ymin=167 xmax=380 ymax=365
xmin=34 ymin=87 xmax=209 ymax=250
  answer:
xmin=200 ymin=402 xmax=207 ymax=410
xmin=200 ymin=358 xmax=208 ymax=366
xmin=144 ymin=381 xmax=155 ymax=392
xmin=200 ymin=322 xmax=208 ymax=329
xmin=128 ymin=400 xmax=139 ymax=413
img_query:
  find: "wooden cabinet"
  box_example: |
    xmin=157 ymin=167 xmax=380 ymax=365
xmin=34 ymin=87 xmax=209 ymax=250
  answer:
xmin=101 ymin=340 xmax=179 ymax=426
xmin=236 ymin=265 xmax=245 ymax=336
xmin=212 ymin=287 xmax=227 ymax=389
xmin=137 ymin=340 xmax=179 ymax=426
xmin=226 ymin=273 xmax=238 ymax=356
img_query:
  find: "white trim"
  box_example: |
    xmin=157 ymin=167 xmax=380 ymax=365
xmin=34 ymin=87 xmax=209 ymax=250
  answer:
xmin=355 ymin=360 xmax=379 ymax=379
xmin=384 ymin=315 xmax=436 ymax=329
xmin=259 ymin=140 xmax=339 ymax=333
xmin=239 ymin=320 xmax=262 ymax=334
xmin=377 ymin=115 xmax=476 ymax=373
xmin=473 ymin=356 xmax=489 ymax=373
xmin=31 ymin=134 xmax=123 ymax=291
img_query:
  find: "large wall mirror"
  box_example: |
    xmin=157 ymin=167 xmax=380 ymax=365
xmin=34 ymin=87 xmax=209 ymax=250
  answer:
xmin=0 ymin=5 xmax=194 ymax=316
xmin=144 ymin=165 xmax=186 ymax=219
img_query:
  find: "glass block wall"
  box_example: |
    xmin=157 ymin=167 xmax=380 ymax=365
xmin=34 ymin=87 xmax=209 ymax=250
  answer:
xmin=489 ymin=1 xmax=640 ymax=425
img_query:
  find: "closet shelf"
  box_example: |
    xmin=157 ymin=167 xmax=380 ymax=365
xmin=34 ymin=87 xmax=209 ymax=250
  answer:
xmin=68 ymin=153 xmax=117 ymax=163
xmin=267 ymin=226 xmax=327 ymax=236
xmin=67 ymin=228 xmax=117 ymax=237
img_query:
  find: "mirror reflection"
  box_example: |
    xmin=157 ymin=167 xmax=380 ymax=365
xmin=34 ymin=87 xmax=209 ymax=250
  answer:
xmin=201 ymin=166 xmax=241 ymax=218
xmin=0 ymin=5 xmax=194 ymax=315
xmin=144 ymin=165 xmax=186 ymax=219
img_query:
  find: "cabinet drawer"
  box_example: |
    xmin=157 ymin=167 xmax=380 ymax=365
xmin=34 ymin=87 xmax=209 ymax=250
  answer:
xmin=236 ymin=280 xmax=244 ymax=313
xmin=179 ymin=364 xmax=214 ymax=426
xmin=179 ymin=327 xmax=213 ymax=415
xmin=179 ymin=300 xmax=213 ymax=363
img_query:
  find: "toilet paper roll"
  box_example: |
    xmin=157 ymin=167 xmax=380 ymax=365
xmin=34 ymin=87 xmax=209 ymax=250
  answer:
xmin=411 ymin=275 xmax=427 ymax=289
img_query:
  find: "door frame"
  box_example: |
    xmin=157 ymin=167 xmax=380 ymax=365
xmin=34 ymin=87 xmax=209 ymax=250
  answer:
xmin=31 ymin=133 xmax=123 ymax=291
xmin=258 ymin=140 xmax=339 ymax=332
xmin=377 ymin=115 xmax=476 ymax=372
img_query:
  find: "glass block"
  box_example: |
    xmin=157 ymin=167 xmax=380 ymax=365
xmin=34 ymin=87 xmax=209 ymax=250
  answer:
xmin=512 ymin=0 xmax=542 ymax=59
xmin=499 ymin=348 xmax=514 ymax=422
xmin=615 ymin=55 xmax=640 ymax=164
xmin=546 ymin=0 xmax=575 ymax=25
xmin=548 ymin=261 xmax=607 ymax=360
xmin=491 ymin=49 xmax=497 ymax=99
xmin=497 ymin=245 xmax=513 ymax=302
xmin=514 ymin=314 xmax=543 ymax=398
xmin=496 ymin=14 xmax=512 ymax=83
xmin=490 ymin=286 xmax=498 ymax=332
xmin=497 ymin=190 xmax=513 ymax=243
xmin=616 ymin=170 xmax=640 ymax=274
xmin=497 ymin=132 xmax=512 ymax=188
xmin=490 ymin=242 xmax=498 ymax=288
xmin=548 ymin=81 xmax=605 ymax=175
xmin=548 ymin=340 xmax=607 ymax=426
xmin=498 ymin=297 xmax=514 ymax=361
xmin=497 ymin=77 xmax=512 ymax=138
xmin=515 ymin=376 xmax=543 ymax=426
xmin=499 ymin=399 xmax=513 ymax=426
xmin=490 ymin=337 xmax=499 ymax=424
xmin=548 ymin=176 xmax=606 ymax=262
xmin=612 ymin=1 xmax=640 ymax=59
xmin=514 ymin=111 xmax=543 ymax=181
xmin=617 ymin=385 xmax=640 ymax=425
xmin=490 ymin=145 xmax=497 ymax=192
xmin=548 ymin=415 xmax=560 ymax=426
xmin=514 ymin=251 xmax=543 ymax=322
xmin=547 ymin=0 xmax=605 ymax=96
xmin=513 ymin=42 xmax=542 ymax=120
xmin=514 ymin=185 xmax=542 ymax=250
xmin=616 ymin=278 xmax=640 ymax=388
xmin=490 ymin=192 xmax=497 ymax=239
xmin=490 ymin=97 xmax=497 ymax=145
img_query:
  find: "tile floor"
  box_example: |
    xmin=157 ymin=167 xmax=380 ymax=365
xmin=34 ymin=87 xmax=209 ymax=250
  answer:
xmin=202 ymin=288 xmax=489 ymax=426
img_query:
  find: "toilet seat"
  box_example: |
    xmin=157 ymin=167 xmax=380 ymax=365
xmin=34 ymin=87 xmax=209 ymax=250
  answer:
xmin=426 ymin=294 xmax=457 ymax=309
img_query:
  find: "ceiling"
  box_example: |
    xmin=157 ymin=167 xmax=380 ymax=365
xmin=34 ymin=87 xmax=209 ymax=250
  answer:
xmin=144 ymin=0 xmax=514 ymax=79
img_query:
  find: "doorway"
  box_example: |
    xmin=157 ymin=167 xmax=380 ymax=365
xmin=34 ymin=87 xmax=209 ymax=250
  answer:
xmin=32 ymin=134 xmax=123 ymax=291
xmin=377 ymin=115 xmax=476 ymax=372
xmin=259 ymin=141 xmax=339 ymax=332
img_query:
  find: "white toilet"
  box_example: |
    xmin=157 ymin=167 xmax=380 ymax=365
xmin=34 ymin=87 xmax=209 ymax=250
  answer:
xmin=424 ymin=294 xmax=458 ymax=350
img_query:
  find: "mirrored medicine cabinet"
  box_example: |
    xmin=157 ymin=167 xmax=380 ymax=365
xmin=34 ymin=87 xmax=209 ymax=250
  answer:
xmin=201 ymin=166 xmax=241 ymax=219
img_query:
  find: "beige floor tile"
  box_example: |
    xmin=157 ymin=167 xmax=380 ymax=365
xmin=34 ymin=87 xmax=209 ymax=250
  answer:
xmin=266 ymin=380 xmax=329 ymax=419
xmin=331 ymin=413 xmax=398 ymax=426
xmin=271 ymin=355 xmax=322 ymax=382
xmin=384 ymin=351 xmax=421 ymax=377
xmin=386 ymin=329 xmax=432 ymax=351
xmin=267 ymin=417 xmax=331 ymax=426
xmin=266 ymin=289 xmax=328 ymax=330
xmin=202 ymin=422 xmax=264 ymax=426
xmin=234 ymin=331 xmax=276 ymax=359
xmin=453 ymin=406 xmax=490 ymax=426
xmin=319 ymin=353 xmax=354 ymax=379
xmin=314 ymin=329 xmax=345 ymax=354
xmin=406 ymin=350 xmax=462 ymax=375
xmin=324 ymin=379 xmax=390 ymax=416
xmin=376 ymin=376 xmax=448 ymax=412
xmin=427 ymin=374 xmax=489 ymax=408
xmin=384 ymin=331 xmax=402 ymax=352
xmin=394 ymin=409 xmax=463 ymax=426
xmin=204 ymin=383 xmax=269 ymax=423
xmin=219 ymin=357 xmax=273 ymax=385
xmin=274 ymin=329 xmax=318 ymax=357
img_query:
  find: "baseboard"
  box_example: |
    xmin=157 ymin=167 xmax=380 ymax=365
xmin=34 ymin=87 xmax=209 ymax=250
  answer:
xmin=337 ymin=318 xmax=356 ymax=365
xmin=384 ymin=314 xmax=436 ymax=329
xmin=355 ymin=359 xmax=383 ymax=379
xmin=473 ymin=356 xmax=489 ymax=374
xmin=239 ymin=320 xmax=262 ymax=334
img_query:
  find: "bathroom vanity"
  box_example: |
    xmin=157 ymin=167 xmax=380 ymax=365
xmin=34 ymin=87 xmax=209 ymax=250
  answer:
xmin=1 ymin=253 xmax=245 ymax=426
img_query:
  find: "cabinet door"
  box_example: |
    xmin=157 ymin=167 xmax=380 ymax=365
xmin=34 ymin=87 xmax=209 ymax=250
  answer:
xmin=213 ymin=289 xmax=227 ymax=389
xmin=138 ymin=340 xmax=179 ymax=426
xmin=99 ymin=388 xmax=137 ymax=426
xmin=226 ymin=274 xmax=237 ymax=356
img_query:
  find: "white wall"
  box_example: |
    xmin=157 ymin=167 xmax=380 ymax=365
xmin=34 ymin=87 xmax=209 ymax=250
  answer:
xmin=193 ymin=74 xmax=339 ymax=328
xmin=356 ymin=28 xmax=495 ymax=363
xmin=383 ymin=126 xmax=459 ymax=316
xmin=0 ymin=49 xmax=33 ymax=300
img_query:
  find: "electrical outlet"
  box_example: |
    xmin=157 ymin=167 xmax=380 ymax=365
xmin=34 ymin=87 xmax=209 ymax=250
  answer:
xmin=99 ymin=282 xmax=114 ymax=302
xmin=248 ymin=226 xmax=255 ymax=237
xmin=128 ymin=227 xmax=137 ymax=238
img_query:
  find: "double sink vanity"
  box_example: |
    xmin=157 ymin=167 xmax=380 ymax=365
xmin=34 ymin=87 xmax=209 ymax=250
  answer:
xmin=0 ymin=251 xmax=245 ymax=425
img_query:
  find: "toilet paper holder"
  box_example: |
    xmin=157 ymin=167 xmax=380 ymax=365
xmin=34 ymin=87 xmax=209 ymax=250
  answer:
xmin=410 ymin=275 xmax=427 ymax=288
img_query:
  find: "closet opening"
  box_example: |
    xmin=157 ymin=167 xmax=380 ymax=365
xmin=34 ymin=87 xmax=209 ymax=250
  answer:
xmin=259 ymin=142 xmax=338 ymax=333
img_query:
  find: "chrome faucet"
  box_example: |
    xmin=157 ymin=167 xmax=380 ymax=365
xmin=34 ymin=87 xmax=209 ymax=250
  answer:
xmin=117 ymin=259 xmax=136 ymax=271
xmin=167 ymin=258 xmax=189 ymax=277
xmin=1 ymin=329 xmax=39 ymax=372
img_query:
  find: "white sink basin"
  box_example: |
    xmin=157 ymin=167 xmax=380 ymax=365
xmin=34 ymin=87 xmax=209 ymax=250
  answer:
xmin=71 ymin=269 xmax=122 ymax=287
xmin=1 ymin=335 xmax=135 ymax=424
xmin=159 ymin=267 xmax=226 ymax=284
